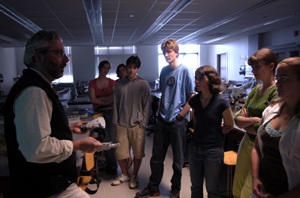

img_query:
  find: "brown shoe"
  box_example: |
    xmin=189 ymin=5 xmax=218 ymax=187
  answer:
xmin=135 ymin=187 xmax=160 ymax=198
xmin=170 ymin=189 xmax=180 ymax=198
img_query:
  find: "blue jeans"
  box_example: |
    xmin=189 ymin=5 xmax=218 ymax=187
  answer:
xmin=189 ymin=142 xmax=224 ymax=198
xmin=148 ymin=116 xmax=187 ymax=191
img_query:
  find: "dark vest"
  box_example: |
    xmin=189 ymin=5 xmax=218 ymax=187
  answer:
xmin=3 ymin=69 xmax=77 ymax=197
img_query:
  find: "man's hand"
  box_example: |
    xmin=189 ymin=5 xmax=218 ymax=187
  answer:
xmin=70 ymin=121 xmax=91 ymax=134
xmin=96 ymin=142 xmax=120 ymax=152
xmin=72 ymin=137 xmax=102 ymax=152
xmin=80 ymin=117 xmax=106 ymax=130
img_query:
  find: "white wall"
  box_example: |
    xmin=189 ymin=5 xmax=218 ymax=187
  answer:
xmin=0 ymin=48 xmax=17 ymax=95
xmin=72 ymin=46 xmax=95 ymax=83
xmin=15 ymin=47 xmax=26 ymax=74
xmin=204 ymin=37 xmax=248 ymax=81
xmin=199 ymin=45 xmax=210 ymax=66
xmin=137 ymin=45 xmax=159 ymax=82
xmin=263 ymin=24 xmax=300 ymax=47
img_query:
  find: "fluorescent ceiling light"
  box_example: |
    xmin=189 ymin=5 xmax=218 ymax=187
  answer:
xmin=0 ymin=0 xmax=41 ymax=33
xmin=203 ymin=11 xmax=300 ymax=44
xmin=137 ymin=0 xmax=193 ymax=44
xmin=178 ymin=0 xmax=277 ymax=43
xmin=83 ymin=0 xmax=104 ymax=45
xmin=0 ymin=34 xmax=25 ymax=46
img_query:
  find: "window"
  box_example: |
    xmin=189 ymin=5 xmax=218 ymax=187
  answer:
xmin=52 ymin=46 xmax=73 ymax=83
xmin=94 ymin=46 xmax=137 ymax=80
xmin=158 ymin=44 xmax=200 ymax=77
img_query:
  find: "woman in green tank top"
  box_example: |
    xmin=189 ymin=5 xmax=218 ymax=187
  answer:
xmin=232 ymin=48 xmax=278 ymax=198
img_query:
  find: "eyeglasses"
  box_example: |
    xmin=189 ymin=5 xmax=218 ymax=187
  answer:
xmin=275 ymin=76 xmax=290 ymax=83
xmin=47 ymin=50 xmax=67 ymax=57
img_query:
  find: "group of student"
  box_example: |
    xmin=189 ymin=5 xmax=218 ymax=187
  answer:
xmin=87 ymin=39 xmax=194 ymax=198
xmin=88 ymin=38 xmax=300 ymax=198
xmin=233 ymin=49 xmax=300 ymax=198
xmin=89 ymin=55 xmax=152 ymax=190
xmin=3 ymin=29 xmax=300 ymax=198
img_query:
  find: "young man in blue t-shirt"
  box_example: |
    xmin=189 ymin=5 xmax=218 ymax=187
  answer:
xmin=136 ymin=39 xmax=195 ymax=198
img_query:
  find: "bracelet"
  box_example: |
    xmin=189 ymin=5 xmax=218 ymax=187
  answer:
xmin=252 ymin=177 xmax=260 ymax=181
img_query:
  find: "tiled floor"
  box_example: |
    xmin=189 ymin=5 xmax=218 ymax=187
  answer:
xmin=88 ymin=133 xmax=208 ymax=198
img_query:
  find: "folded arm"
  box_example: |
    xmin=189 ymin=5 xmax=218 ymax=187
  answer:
xmin=89 ymin=86 xmax=114 ymax=106
xmin=235 ymin=108 xmax=261 ymax=133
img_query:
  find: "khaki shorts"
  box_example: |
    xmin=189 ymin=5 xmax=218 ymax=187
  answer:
xmin=115 ymin=124 xmax=145 ymax=160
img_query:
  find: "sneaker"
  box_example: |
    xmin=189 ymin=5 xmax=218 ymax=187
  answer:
xmin=111 ymin=174 xmax=130 ymax=186
xmin=129 ymin=175 xmax=138 ymax=189
xmin=135 ymin=187 xmax=160 ymax=197
xmin=170 ymin=189 xmax=180 ymax=198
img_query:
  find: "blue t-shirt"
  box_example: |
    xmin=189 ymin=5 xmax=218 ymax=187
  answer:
xmin=189 ymin=93 xmax=230 ymax=148
xmin=159 ymin=64 xmax=194 ymax=122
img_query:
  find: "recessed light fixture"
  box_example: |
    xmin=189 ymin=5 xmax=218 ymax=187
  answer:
xmin=129 ymin=14 xmax=134 ymax=18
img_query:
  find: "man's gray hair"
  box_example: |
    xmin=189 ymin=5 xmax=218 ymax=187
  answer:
xmin=23 ymin=30 xmax=62 ymax=67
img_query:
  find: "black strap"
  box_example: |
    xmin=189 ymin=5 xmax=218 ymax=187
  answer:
xmin=78 ymin=152 xmax=102 ymax=194
xmin=85 ymin=178 xmax=100 ymax=194
xmin=84 ymin=152 xmax=101 ymax=194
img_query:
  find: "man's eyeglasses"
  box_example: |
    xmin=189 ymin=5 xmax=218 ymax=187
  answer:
xmin=47 ymin=50 xmax=67 ymax=57
xmin=275 ymin=76 xmax=290 ymax=83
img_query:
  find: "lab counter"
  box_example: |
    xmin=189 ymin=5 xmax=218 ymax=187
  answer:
xmin=224 ymin=110 xmax=246 ymax=151
xmin=225 ymin=124 xmax=245 ymax=152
